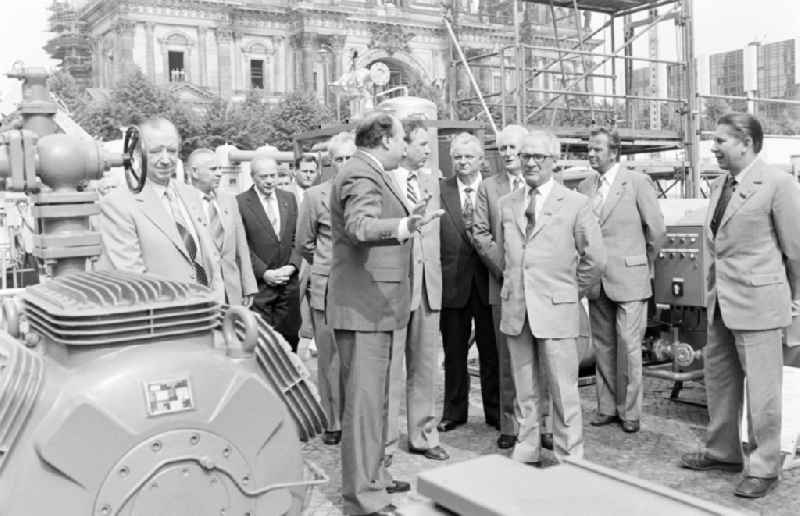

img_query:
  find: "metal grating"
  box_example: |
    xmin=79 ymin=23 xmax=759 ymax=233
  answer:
xmin=233 ymin=311 xmax=327 ymax=442
xmin=22 ymin=271 xmax=220 ymax=346
xmin=0 ymin=334 xmax=44 ymax=472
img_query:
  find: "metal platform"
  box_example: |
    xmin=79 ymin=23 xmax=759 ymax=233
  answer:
xmin=521 ymin=0 xmax=663 ymax=15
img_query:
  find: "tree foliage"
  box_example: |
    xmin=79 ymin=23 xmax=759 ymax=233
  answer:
xmin=264 ymin=91 xmax=334 ymax=150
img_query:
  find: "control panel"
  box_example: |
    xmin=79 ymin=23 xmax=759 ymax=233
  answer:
xmin=654 ymin=225 xmax=706 ymax=308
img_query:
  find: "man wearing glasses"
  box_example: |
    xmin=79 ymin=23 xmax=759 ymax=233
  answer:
xmin=295 ymin=131 xmax=356 ymax=446
xmin=577 ymin=127 xmax=664 ymax=434
xmin=497 ymin=131 xmax=605 ymax=465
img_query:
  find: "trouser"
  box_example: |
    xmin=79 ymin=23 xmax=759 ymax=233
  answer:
xmin=312 ymin=308 xmax=341 ymax=432
xmin=491 ymin=303 xmax=523 ymax=435
xmin=387 ymin=291 xmax=441 ymax=451
xmin=337 ymin=327 xmax=406 ymax=515
xmin=704 ymin=308 xmax=783 ymax=478
xmin=254 ymin=283 xmax=300 ymax=352
xmin=590 ymin=288 xmax=646 ymax=421
xmin=440 ymin=283 xmax=498 ymax=424
xmin=506 ymin=320 xmax=583 ymax=463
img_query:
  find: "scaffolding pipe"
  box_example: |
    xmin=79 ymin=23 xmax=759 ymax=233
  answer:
xmin=521 ymin=44 xmax=685 ymax=66
xmin=699 ymin=93 xmax=800 ymax=106
xmin=500 ymin=45 xmax=507 ymax=127
xmin=443 ymin=16 xmax=498 ymax=134
xmin=526 ymin=88 xmax=684 ymax=103
xmin=616 ymin=0 xmax=681 ymax=19
xmin=682 ymin=0 xmax=699 ymax=198
xmin=549 ymin=0 xmax=571 ymax=125
xmin=527 ymin=5 xmax=681 ymax=121
xmin=514 ymin=0 xmax=525 ymax=124
xmin=572 ymin=0 xmax=594 ymax=121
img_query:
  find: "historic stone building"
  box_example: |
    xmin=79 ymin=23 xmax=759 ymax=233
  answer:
xmin=53 ymin=1 xmax=585 ymax=110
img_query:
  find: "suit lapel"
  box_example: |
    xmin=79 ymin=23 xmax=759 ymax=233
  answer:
xmin=717 ymin=161 xmax=764 ymax=232
xmin=498 ymin=172 xmax=513 ymax=198
xmin=530 ymin=183 xmax=566 ymax=240
xmin=136 ymin=183 xmax=189 ymax=260
xmin=442 ymin=177 xmax=470 ymax=244
xmin=245 ymin=187 xmax=278 ymax=241
xmin=277 ymin=190 xmax=292 ymax=243
xmin=600 ymin=168 xmax=625 ymax=224
xmin=705 ymin=175 xmax=725 ymax=240
xmin=512 ymin=187 xmax=527 ymax=237
xmin=357 ymin=151 xmax=409 ymax=215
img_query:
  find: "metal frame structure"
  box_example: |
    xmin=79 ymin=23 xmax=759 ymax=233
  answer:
xmin=445 ymin=0 xmax=800 ymax=199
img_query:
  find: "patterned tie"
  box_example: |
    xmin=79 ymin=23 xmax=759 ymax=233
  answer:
xmin=525 ymin=188 xmax=537 ymax=238
xmin=204 ymin=193 xmax=225 ymax=252
xmin=166 ymin=190 xmax=208 ymax=286
xmin=407 ymin=171 xmax=419 ymax=205
xmin=710 ymin=174 xmax=736 ymax=237
xmin=463 ymin=187 xmax=474 ymax=228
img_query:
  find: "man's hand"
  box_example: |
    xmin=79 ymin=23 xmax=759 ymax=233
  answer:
xmin=263 ymin=268 xmax=291 ymax=286
xmin=406 ymin=193 xmax=445 ymax=233
xmin=242 ymin=295 xmax=254 ymax=308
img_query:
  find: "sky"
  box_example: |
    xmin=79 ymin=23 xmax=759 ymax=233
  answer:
xmin=0 ymin=0 xmax=798 ymax=113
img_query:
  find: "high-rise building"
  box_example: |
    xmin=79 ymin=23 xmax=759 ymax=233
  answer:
xmin=709 ymin=48 xmax=744 ymax=97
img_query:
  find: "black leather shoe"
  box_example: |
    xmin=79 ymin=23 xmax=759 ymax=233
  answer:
xmin=590 ymin=414 xmax=620 ymax=426
xmin=540 ymin=433 xmax=554 ymax=450
xmin=385 ymin=480 xmax=411 ymax=494
xmin=321 ymin=430 xmax=341 ymax=445
xmin=525 ymin=461 xmax=543 ymax=468
xmin=621 ymin=420 xmax=640 ymax=433
xmin=497 ymin=434 xmax=516 ymax=449
xmin=367 ymin=504 xmax=399 ymax=516
xmin=680 ymin=452 xmax=743 ymax=472
xmin=436 ymin=419 xmax=466 ymax=432
xmin=409 ymin=445 xmax=450 ymax=461
xmin=734 ymin=476 xmax=778 ymax=498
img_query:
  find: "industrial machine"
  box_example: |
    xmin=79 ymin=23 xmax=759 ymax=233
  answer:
xmin=0 ymin=68 xmax=326 ymax=515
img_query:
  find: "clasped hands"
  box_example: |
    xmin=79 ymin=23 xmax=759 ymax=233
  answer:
xmin=263 ymin=265 xmax=295 ymax=286
xmin=406 ymin=192 xmax=445 ymax=233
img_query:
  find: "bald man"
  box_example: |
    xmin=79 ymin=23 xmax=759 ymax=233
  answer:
xmin=97 ymin=118 xmax=223 ymax=301
xmin=237 ymin=155 xmax=302 ymax=351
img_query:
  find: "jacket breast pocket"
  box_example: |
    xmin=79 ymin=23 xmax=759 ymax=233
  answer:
xmin=368 ymin=267 xmax=404 ymax=283
xmin=748 ymin=273 xmax=784 ymax=286
xmin=552 ymin=291 xmax=578 ymax=304
xmin=625 ymin=255 xmax=648 ymax=267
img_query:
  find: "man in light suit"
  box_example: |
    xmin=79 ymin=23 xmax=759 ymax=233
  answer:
xmin=187 ymin=148 xmax=257 ymax=306
xmin=438 ymin=132 xmax=499 ymax=435
xmin=680 ymin=113 xmax=800 ymax=499
xmin=295 ymin=132 xmax=356 ymax=446
xmin=237 ymin=155 xmax=302 ymax=352
xmin=474 ymin=124 xmax=551 ymax=450
xmin=577 ymin=127 xmax=665 ymax=433
xmin=327 ymin=113 xmax=443 ymax=516
xmin=386 ymin=120 xmax=449 ymax=462
xmin=497 ymin=130 xmax=605 ymax=465
xmin=98 ymin=118 xmax=221 ymax=298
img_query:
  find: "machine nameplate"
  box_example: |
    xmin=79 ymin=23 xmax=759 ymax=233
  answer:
xmin=144 ymin=377 xmax=195 ymax=417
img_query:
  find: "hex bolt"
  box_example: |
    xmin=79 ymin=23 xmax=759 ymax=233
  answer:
xmin=241 ymin=475 xmax=249 ymax=486
xmin=190 ymin=433 xmax=200 ymax=445
xmin=119 ymin=466 xmax=129 ymax=478
xmin=223 ymin=447 xmax=231 ymax=458
xmin=98 ymin=504 xmax=111 ymax=515
xmin=151 ymin=440 xmax=162 ymax=453
xmin=24 ymin=332 xmax=40 ymax=348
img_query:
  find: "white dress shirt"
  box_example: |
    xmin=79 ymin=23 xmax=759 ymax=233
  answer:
xmin=507 ymin=172 xmax=525 ymax=192
xmin=457 ymin=175 xmax=482 ymax=209
xmin=525 ymin=177 xmax=555 ymax=221
xmin=256 ymin=188 xmax=281 ymax=236
xmin=597 ymin=162 xmax=620 ymax=205
xmin=152 ymin=182 xmax=199 ymax=243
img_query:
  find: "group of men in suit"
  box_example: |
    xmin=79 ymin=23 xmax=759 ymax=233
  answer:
xmin=95 ymin=110 xmax=798 ymax=512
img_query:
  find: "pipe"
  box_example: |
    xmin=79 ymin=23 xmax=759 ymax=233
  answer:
xmin=644 ymin=367 xmax=703 ymax=382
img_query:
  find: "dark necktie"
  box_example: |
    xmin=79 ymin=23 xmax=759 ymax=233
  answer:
xmin=463 ymin=187 xmax=474 ymax=228
xmin=407 ymin=172 xmax=418 ymax=205
xmin=166 ymin=190 xmax=208 ymax=286
xmin=204 ymin=193 xmax=225 ymax=252
xmin=525 ymin=188 xmax=537 ymax=238
xmin=710 ymin=174 xmax=736 ymax=237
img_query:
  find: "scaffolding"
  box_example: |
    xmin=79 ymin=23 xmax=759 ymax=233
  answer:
xmin=444 ymin=0 xmax=800 ymax=199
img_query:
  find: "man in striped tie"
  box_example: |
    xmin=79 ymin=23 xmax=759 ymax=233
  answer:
xmin=97 ymin=118 xmax=221 ymax=294
xmin=187 ymin=148 xmax=257 ymax=307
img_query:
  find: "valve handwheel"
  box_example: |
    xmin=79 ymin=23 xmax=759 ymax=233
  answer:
xmin=122 ymin=126 xmax=147 ymax=193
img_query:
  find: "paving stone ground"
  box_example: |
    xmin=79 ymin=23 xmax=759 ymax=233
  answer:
xmin=296 ymin=341 xmax=799 ymax=516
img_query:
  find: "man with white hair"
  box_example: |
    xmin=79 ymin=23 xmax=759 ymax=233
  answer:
xmin=295 ymin=131 xmax=356 ymax=446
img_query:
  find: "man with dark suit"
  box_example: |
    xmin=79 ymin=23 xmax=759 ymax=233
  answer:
xmin=327 ymin=113 xmax=442 ymax=516
xmin=438 ymin=132 xmax=499 ymax=435
xmin=474 ymin=124 xmax=550 ymax=450
xmin=237 ymin=155 xmax=302 ymax=351
xmin=295 ymin=132 xmax=356 ymax=446
xmin=577 ymin=127 xmax=665 ymax=434
xmin=386 ymin=120 xmax=449 ymax=462
xmin=497 ymin=130 xmax=605 ymax=464
xmin=187 ymin=148 xmax=257 ymax=306
xmin=680 ymin=113 xmax=800 ymax=498
xmin=97 ymin=118 xmax=220 ymax=297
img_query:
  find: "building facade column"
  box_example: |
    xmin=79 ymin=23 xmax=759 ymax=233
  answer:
xmin=331 ymin=35 xmax=347 ymax=81
xmin=197 ymin=27 xmax=208 ymax=87
xmin=217 ymin=29 xmax=234 ymax=97
xmin=300 ymin=32 xmax=317 ymax=92
xmin=114 ymin=20 xmax=136 ymax=78
xmin=232 ymin=32 xmax=243 ymax=93
xmin=289 ymin=34 xmax=302 ymax=92
xmin=144 ymin=22 xmax=155 ymax=81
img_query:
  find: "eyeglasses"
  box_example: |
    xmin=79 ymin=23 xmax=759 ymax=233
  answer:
xmin=519 ymin=153 xmax=551 ymax=164
xmin=333 ymin=155 xmax=352 ymax=163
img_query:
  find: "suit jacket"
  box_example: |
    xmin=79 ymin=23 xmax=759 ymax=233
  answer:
xmin=326 ymin=150 xmax=413 ymax=332
xmin=237 ymin=187 xmax=302 ymax=304
xmin=705 ymin=158 xmax=800 ymax=330
xmin=296 ymin=180 xmax=333 ymax=311
xmin=280 ymin=182 xmax=306 ymax=208
xmin=577 ymin=167 xmax=665 ymax=302
xmin=196 ymin=188 xmax=258 ymax=305
xmin=439 ymin=175 xmax=490 ymax=309
xmin=473 ymin=172 xmax=514 ymax=304
xmin=399 ymin=167 xmax=443 ymax=312
xmin=498 ymin=182 xmax=606 ymax=339
xmin=97 ymin=181 xmax=221 ymax=295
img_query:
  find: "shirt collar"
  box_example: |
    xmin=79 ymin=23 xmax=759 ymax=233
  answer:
xmin=600 ymin=162 xmax=620 ymax=187
xmin=732 ymin=155 xmax=759 ymax=184
xmin=359 ymin=149 xmax=384 ymax=172
xmin=457 ymin=175 xmax=481 ymax=192
xmin=528 ymin=177 xmax=554 ymax=199
xmin=507 ymin=172 xmax=523 ymax=188
xmin=256 ymin=187 xmax=276 ymax=203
